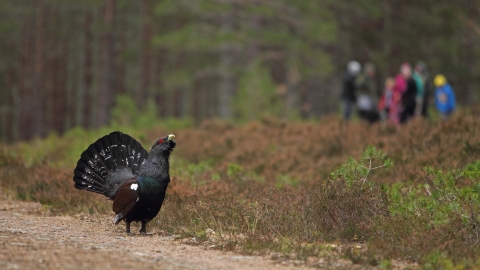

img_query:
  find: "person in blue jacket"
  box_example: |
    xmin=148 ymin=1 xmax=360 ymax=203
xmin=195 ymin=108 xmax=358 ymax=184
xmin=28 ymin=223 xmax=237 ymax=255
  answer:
xmin=434 ymin=74 xmax=456 ymax=120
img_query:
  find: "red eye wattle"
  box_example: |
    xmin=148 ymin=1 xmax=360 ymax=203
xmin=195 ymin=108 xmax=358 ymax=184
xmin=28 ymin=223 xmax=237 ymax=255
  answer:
xmin=158 ymin=139 xmax=164 ymax=144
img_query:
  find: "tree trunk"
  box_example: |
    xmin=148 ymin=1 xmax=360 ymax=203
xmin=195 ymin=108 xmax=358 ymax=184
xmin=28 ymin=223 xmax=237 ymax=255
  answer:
xmin=11 ymin=82 xmax=21 ymax=143
xmin=33 ymin=0 xmax=46 ymax=137
xmin=137 ymin=0 xmax=152 ymax=108
xmin=96 ymin=0 xmax=116 ymax=127
xmin=464 ymin=0 xmax=476 ymax=105
xmin=77 ymin=10 xmax=93 ymax=128
xmin=217 ymin=2 xmax=234 ymax=119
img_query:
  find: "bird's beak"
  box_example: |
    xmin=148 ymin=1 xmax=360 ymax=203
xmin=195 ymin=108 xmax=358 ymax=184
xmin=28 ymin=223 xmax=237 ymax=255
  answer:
xmin=167 ymin=134 xmax=175 ymax=141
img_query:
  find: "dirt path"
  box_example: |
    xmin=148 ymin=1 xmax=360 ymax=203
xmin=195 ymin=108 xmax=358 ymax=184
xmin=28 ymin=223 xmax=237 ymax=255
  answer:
xmin=0 ymin=198 xmax=326 ymax=270
xmin=0 ymin=197 xmax=417 ymax=270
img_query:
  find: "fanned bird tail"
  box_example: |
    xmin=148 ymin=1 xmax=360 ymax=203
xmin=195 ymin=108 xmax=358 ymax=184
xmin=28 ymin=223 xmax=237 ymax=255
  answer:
xmin=73 ymin=131 xmax=149 ymax=199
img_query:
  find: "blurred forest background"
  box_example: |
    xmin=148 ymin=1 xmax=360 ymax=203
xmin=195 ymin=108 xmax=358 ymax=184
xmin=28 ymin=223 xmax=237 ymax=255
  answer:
xmin=0 ymin=0 xmax=479 ymax=143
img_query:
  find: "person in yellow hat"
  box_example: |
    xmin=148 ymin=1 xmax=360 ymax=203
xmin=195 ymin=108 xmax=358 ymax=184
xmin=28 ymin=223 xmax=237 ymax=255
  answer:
xmin=434 ymin=74 xmax=456 ymax=120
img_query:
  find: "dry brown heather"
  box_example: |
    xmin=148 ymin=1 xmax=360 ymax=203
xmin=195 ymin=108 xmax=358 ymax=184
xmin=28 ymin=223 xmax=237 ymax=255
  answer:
xmin=168 ymin=114 xmax=480 ymax=185
xmin=1 ymin=113 xmax=480 ymax=266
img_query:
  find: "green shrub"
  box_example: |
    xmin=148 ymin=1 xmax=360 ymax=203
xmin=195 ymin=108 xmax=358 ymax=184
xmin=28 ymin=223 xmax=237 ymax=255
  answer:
xmin=316 ymin=146 xmax=393 ymax=241
xmin=233 ymin=59 xmax=282 ymax=122
xmin=388 ymin=161 xmax=480 ymax=232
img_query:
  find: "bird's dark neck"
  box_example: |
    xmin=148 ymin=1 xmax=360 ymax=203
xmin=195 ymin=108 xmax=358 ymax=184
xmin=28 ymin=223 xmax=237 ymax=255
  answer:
xmin=138 ymin=153 xmax=170 ymax=180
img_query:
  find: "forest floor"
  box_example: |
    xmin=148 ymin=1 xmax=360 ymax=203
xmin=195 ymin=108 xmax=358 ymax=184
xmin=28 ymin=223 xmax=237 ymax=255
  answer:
xmin=0 ymin=196 xmax=359 ymax=270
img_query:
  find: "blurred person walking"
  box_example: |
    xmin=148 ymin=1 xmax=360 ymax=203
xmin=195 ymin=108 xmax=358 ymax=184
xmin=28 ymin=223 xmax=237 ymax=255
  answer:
xmin=415 ymin=61 xmax=432 ymax=118
xmin=412 ymin=65 xmax=425 ymax=117
xmin=390 ymin=66 xmax=406 ymax=125
xmin=396 ymin=63 xmax=417 ymax=124
xmin=378 ymin=77 xmax=400 ymax=123
xmin=356 ymin=62 xmax=379 ymax=101
xmin=341 ymin=60 xmax=361 ymax=121
xmin=356 ymin=62 xmax=380 ymax=123
xmin=434 ymin=74 xmax=456 ymax=120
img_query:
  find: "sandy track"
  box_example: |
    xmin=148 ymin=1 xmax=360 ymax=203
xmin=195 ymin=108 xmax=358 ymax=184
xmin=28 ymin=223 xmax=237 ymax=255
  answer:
xmin=0 ymin=198 xmax=318 ymax=270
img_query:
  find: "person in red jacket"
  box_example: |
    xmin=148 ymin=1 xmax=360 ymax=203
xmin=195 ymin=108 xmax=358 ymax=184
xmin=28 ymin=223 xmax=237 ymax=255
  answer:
xmin=395 ymin=63 xmax=417 ymax=124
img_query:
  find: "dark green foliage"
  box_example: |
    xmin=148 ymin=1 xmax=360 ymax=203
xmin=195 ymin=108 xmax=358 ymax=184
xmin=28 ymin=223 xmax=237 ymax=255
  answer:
xmin=318 ymin=146 xmax=392 ymax=241
xmin=2 ymin=0 xmax=478 ymax=142
xmin=377 ymin=162 xmax=480 ymax=262
xmin=233 ymin=60 xmax=282 ymax=121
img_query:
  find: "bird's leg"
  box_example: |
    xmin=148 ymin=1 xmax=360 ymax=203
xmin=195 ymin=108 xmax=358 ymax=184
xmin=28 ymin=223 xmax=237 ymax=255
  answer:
xmin=139 ymin=221 xmax=147 ymax=235
xmin=125 ymin=221 xmax=131 ymax=234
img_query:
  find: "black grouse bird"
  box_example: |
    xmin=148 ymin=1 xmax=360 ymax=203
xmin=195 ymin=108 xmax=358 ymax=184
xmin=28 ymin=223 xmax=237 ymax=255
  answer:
xmin=73 ymin=131 xmax=175 ymax=234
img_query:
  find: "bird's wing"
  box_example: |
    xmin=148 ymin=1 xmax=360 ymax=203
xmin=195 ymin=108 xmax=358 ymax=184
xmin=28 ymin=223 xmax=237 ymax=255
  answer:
xmin=112 ymin=178 xmax=140 ymax=223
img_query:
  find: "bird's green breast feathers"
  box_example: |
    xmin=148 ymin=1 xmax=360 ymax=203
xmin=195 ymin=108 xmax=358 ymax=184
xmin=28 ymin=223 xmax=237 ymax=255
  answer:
xmin=136 ymin=176 xmax=169 ymax=198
